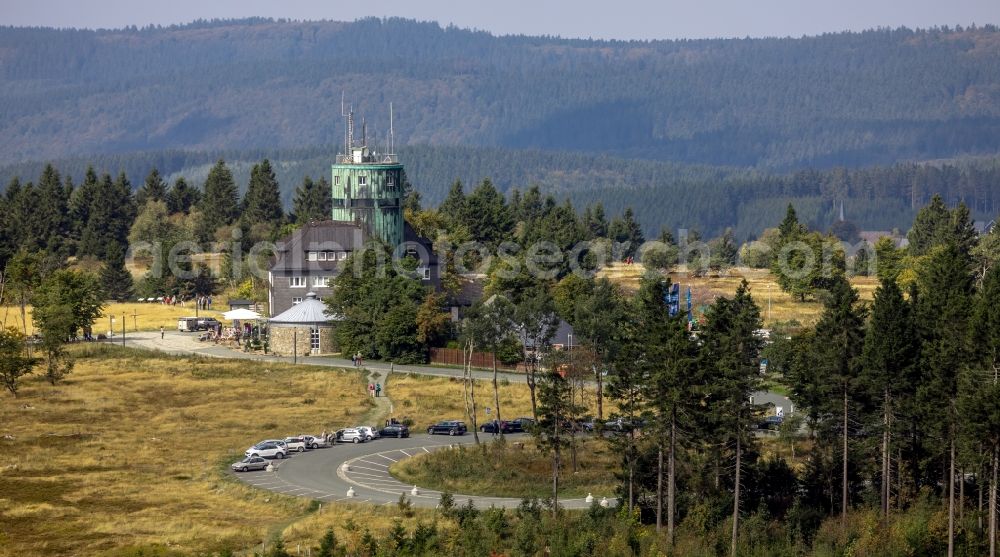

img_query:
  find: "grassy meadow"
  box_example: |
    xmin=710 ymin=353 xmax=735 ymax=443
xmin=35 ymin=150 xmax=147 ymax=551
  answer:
xmin=2 ymin=302 xmax=226 ymax=335
xmin=386 ymin=372 xmax=610 ymax=430
xmin=598 ymin=263 xmax=878 ymax=327
xmin=390 ymin=437 xmax=618 ymax=499
xmin=0 ymin=345 xmax=373 ymax=556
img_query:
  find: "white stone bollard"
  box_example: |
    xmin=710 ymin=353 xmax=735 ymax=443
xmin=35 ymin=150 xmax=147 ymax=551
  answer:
xmin=411 ymin=485 xmax=420 ymax=496
xmin=599 ymin=497 xmax=609 ymax=508
xmin=347 ymin=487 xmax=356 ymax=497
xmin=585 ymin=493 xmax=594 ymax=504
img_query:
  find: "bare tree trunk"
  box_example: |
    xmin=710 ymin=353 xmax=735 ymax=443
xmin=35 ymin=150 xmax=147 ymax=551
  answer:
xmin=596 ymin=365 xmax=603 ymax=421
xmin=492 ymin=353 xmax=502 ymax=440
xmin=463 ymin=341 xmax=480 ymax=445
xmin=731 ymin=433 xmax=741 ymax=557
xmin=668 ymin=410 xmax=676 ymax=544
xmin=882 ymin=388 xmax=890 ymax=517
xmin=979 ymin=464 xmax=984 ymax=534
xmin=991 ymin=445 xmax=997 ymax=557
xmin=842 ymin=386 xmax=849 ymax=529
xmin=949 ymin=436 xmax=955 ymax=557
xmin=960 ymin=466 xmax=965 ymax=522
xmin=552 ymin=419 xmax=560 ymax=515
xmin=656 ymin=445 xmax=663 ymax=532
xmin=526 ymin=354 xmax=538 ymax=421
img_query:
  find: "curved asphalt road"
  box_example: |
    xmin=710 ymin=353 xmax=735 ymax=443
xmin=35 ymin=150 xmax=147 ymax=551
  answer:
xmin=233 ymin=433 xmax=617 ymax=509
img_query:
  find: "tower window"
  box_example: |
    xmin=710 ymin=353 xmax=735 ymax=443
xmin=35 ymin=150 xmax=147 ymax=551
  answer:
xmin=387 ymin=176 xmax=396 ymax=187
xmin=358 ymin=176 xmax=367 ymax=186
xmin=317 ymin=252 xmax=327 ymax=261
xmin=334 ymin=176 xmax=340 ymax=186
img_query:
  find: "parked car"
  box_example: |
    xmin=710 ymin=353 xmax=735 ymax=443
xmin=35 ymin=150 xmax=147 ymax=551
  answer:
xmin=283 ymin=436 xmax=308 ymax=452
xmin=196 ymin=317 xmax=220 ymax=331
xmin=231 ymin=456 xmax=269 ymax=472
xmin=380 ymin=424 xmax=410 ymax=438
xmin=339 ymin=428 xmax=367 ymax=443
xmin=356 ymin=426 xmax=380 ymax=441
xmin=303 ymin=434 xmax=331 ymax=449
xmin=480 ymin=417 xmax=535 ymax=434
xmin=177 ymin=317 xmax=199 ymax=332
xmin=245 ymin=442 xmax=286 ymax=459
xmin=427 ymin=420 xmax=467 ymax=436
xmin=260 ymin=439 xmax=289 ymax=451
xmin=758 ymin=415 xmax=784 ymax=430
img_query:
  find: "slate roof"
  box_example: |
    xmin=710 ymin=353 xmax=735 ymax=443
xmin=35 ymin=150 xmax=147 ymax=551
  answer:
xmin=270 ymin=221 xmax=367 ymax=273
xmin=269 ymin=292 xmax=339 ymax=324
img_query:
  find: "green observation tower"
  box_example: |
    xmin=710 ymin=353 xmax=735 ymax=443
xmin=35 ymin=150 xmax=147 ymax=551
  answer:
xmin=330 ymin=107 xmax=404 ymax=248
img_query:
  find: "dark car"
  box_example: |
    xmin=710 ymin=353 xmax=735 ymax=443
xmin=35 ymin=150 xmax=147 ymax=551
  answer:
xmin=380 ymin=424 xmax=410 ymax=438
xmin=481 ymin=417 xmax=536 ymax=434
xmin=427 ymin=420 xmax=467 ymax=436
xmin=758 ymin=415 xmax=784 ymax=430
xmin=196 ymin=317 xmax=220 ymax=331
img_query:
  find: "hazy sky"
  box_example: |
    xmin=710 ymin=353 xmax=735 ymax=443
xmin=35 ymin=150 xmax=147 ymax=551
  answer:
xmin=2 ymin=0 xmax=998 ymax=40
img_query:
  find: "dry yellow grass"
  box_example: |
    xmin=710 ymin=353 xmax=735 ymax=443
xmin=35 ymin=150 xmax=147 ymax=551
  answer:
xmin=0 ymin=345 xmax=373 ymax=556
xmin=598 ymin=264 xmax=879 ymax=327
xmin=387 ymin=372 xmax=610 ymax=428
xmin=1 ymin=302 xmax=226 ymax=334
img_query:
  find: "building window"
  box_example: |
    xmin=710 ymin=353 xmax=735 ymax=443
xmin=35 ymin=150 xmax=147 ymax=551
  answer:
xmin=358 ymin=176 xmax=367 ymax=186
xmin=338 ymin=252 xmax=348 ymax=261
xmin=312 ymin=276 xmax=329 ymax=287
xmin=317 ymin=252 xmax=327 ymax=261
xmin=387 ymin=175 xmax=396 ymax=187
xmin=326 ymin=252 xmax=336 ymax=260
xmin=417 ymin=266 xmax=430 ymax=280
xmin=292 ymin=297 xmax=303 ymax=305
xmin=334 ymin=176 xmax=340 ymax=185
xmin=307 ymin=252 xmax=317 ymax=261
xmin=310 ymin=328 xmax=320 ymax=354
xmin=290 ymin=276 xmax=306 ymax=288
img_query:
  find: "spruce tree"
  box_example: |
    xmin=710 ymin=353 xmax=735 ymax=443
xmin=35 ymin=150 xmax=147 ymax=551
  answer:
xmin=241 ymin=159 xmax=284 ymax=230
xmin=608 ymin=207 xmax=645 ymax=258
xmin=136 ymin=167 xmax=168 ymax=208
xmin=908 ymin=194 xmax=952 ymax=256
xmin=79 ymin=172 xmax=136 ymax=259
xmin=166 ymin=177 xmax=200 ymax=215
xmin=862 ymin=278 xmax=918 ymax=516
xmin=36 ymin=164 xmax=70 ymax=254
xmin=635 ymin=273 xmax=699 ymax=540
xmin=197 ymin=159 xmax=239 ymax=241
xmin=438 ymin=180 xmax=467 ymax=226
xmin=465 ymin=178 xmax=513 ymax=247
xmin=69 ymin=167 xmax=99 ymax=245
xmin=99 ymin=244 xmax=134 ymax=302
xmin=914 ymin=242 xmax=974 ymax=555
xmin=292 ymin=175 xmax=332 ymax=224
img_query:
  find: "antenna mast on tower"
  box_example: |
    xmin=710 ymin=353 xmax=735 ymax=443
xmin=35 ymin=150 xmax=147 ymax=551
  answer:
xmin=389 ymin=102 xmax=395 ymax=155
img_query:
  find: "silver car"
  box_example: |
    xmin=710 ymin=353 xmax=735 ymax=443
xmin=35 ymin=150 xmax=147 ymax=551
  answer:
xmin=357 ymin=426 xmax=380 ymax=441
xmin=231 ymin=456 xmax=269 ymax=472
xmin=339 ymin=428 xmax=367 ymax=443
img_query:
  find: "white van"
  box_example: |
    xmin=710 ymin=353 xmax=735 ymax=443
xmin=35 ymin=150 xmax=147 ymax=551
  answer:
xmin=177 ymin=317 xmax=199 ymax=332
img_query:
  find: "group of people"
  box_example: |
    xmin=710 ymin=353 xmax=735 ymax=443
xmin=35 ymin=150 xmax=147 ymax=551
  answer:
xmin=195 ymin=296 xmax=213 ymax=310
xmin=351 ymin=352 xmax=364 ymax=367
xmin=368 ymin=382 xmax=382 ymax=397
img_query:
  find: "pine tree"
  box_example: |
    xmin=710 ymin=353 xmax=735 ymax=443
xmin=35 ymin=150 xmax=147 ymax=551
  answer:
xmin=778 ymin=203 xmax=804 ymax=240
xmin=908 ymin=194 xmax=952 ymax=256
xmin=166 ymin=177 xmax=200 ymax=214
xmin=69 ymin=167 xmax=99 ymax=245
xmin=136 ymin=167 xmax=168 ymax=208
xmin=812 ymin=275 xmax=867 ymax=525
xmin=78 ymin=172 xmax=136 ymax=259
xmin=292 ymin=176 xmax=332 ymax=224
xmin=862 ymin=278 xmax=918 ymax=516
xmin=635 ymin=274 xmax=699 ymax=540
xmin=699 ymin=280 xmax=763 ymax=557
xmin=439 ymin=179 xmax=467 ymax=226
xmin=36 ymin=164 xmax=70 ymax=254
xmin=241 ymin=159 xmax=284 ymax=230
xmin=608 ymin=207 xmax=645 ymax=258
xmin=465 ymin=178 xmax=513 ymax=247
xmin=197 ymin=159 xmax=239 ymax=241
xmin=99 ymin=244 xmax=135 ymax=302
xmin=914 ymin=242 xmax=974 ymax=556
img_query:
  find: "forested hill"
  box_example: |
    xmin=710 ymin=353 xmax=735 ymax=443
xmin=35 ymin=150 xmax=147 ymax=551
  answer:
xmin=3 ymin=144 xmax=998 ymax=239
xmin=2 ymin=18 xmax=1000 ymax=168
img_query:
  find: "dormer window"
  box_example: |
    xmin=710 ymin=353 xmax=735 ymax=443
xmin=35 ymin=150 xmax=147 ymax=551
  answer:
xmin=318 ymin=252 xmax=327 ymax=261
xmin=307 ymin=252 xmax=317 ymax=261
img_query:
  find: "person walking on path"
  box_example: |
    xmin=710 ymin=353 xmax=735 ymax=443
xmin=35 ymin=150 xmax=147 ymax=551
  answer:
xmin=160 ymin=326 xmax=164 ymax=340
xmin=375 ymin=383 xmax=382 ymax=397
xmin=351 ymin=354 xmax=356 ymax=366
